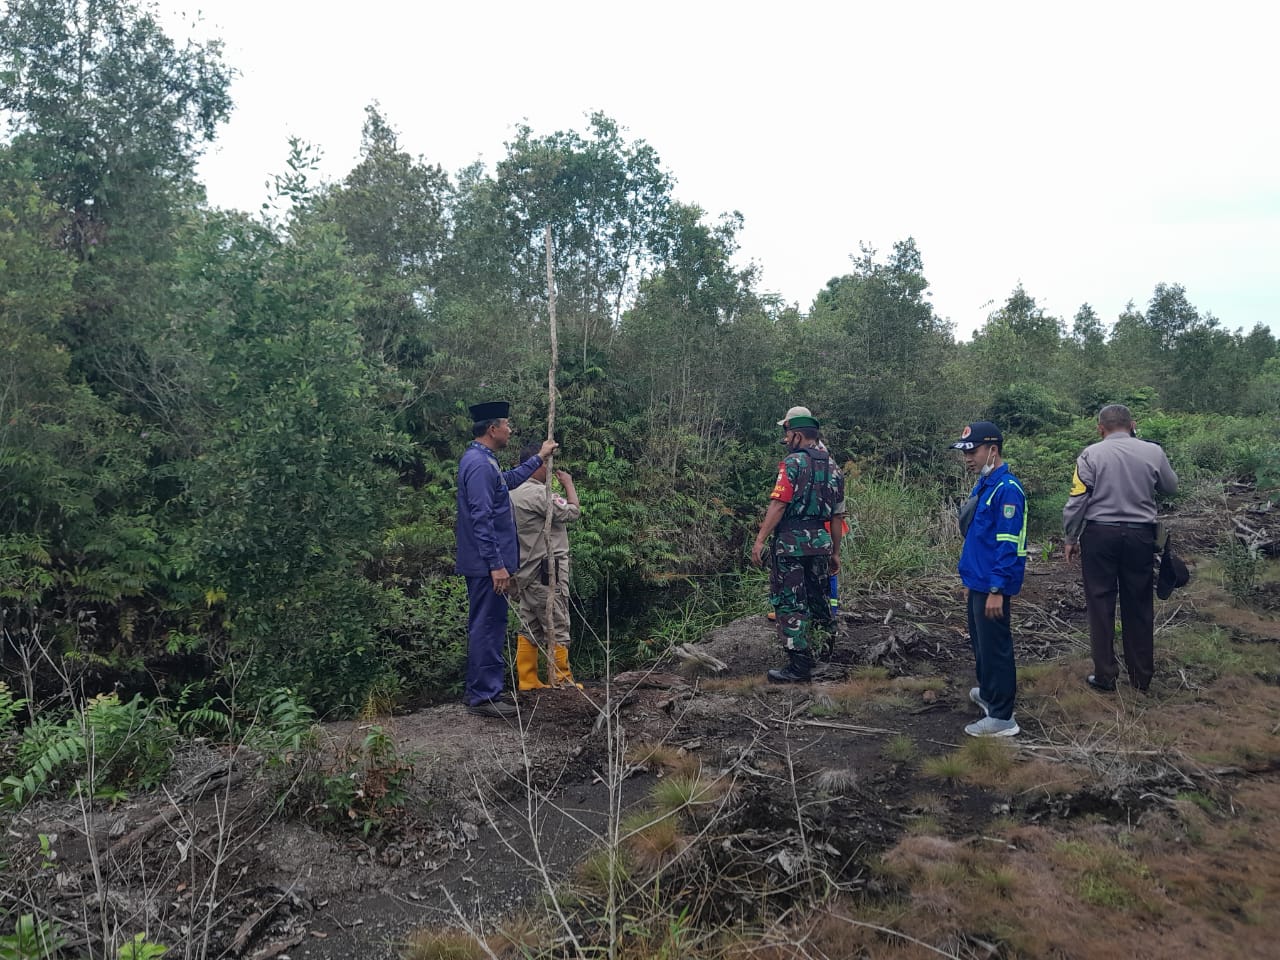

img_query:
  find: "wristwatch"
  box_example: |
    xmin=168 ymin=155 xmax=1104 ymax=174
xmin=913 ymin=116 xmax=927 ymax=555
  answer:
xmin=988 ymin=587 xmax=1002 ymax=595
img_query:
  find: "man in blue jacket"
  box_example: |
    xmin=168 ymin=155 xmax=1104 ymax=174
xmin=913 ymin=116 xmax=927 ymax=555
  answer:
xmin=456 ymin=401 xmax=557 ymax=719
xmin=950 ymin=421 xmax=1027 ymax=737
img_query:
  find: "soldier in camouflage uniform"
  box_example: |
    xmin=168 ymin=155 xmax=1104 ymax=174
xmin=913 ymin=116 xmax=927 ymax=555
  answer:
xmin=752 ymin=412 xmax=845 ymax=683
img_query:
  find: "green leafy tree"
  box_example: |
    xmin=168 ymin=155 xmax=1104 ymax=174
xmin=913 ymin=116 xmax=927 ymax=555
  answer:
xmin=489 ymin=113 xmax=674 ymax=355
xmin=0 ymin=155 xmax=158 ymax=656
xmin=311 ymin=105 xmax=452 ymax=368
xmin=970 ymin=284 xmax=1064 ymax=393
xmin=0 ymin=0 xmax=233 ymax=248
xmin=805 ymin=239 xmax=958 ymax=461
xmin=174 ymin=157 xmax=410 ymax=711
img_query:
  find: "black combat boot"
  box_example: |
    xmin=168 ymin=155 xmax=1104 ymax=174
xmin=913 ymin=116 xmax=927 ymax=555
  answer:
xmin=767 ymin=649 xmax=813 ymax=684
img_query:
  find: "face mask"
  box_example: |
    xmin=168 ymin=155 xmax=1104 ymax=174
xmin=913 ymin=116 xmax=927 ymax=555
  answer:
xmin=980 ymin=447 xmax=997 ymax=477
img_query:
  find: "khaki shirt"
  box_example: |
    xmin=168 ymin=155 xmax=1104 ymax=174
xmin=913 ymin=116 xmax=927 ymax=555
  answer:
xmin=1062 ymin=432 xmax=1178 ymax=542
xmin=510 ymin=478 xmax=581 ymax=584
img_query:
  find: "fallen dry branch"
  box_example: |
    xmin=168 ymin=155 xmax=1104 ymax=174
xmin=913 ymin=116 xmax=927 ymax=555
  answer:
xmin=780 ymin=718 xmax=899 ymax=736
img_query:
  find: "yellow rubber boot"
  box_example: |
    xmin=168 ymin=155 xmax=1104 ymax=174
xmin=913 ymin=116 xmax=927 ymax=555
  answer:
xmin=553 ymin=645 xmax=582 ymax=689
xmin=516 ymin=634 xmax=548 ymax=691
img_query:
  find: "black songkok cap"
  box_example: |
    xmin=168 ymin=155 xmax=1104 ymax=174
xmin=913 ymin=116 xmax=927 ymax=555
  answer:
xmin=468 ymin=401 xmax=510 ymax=423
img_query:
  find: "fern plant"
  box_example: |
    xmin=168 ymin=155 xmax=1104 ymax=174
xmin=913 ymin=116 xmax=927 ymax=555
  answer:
xmin=4 ymin=715 xmax=84 ymax=807
xmin=2 ymin=693 xmax=177 ymax=808
xmin=0 ymin=681 xmax=26 ymax=734
xmin=245 ymin=688 xmax=317 ymax=762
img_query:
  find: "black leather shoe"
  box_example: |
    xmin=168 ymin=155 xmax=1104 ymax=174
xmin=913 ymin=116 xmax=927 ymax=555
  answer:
xmin=1086 ymin=674 xmax=1116 ymax=692
xmin=468 ymin=698 xmax=517 ymax=719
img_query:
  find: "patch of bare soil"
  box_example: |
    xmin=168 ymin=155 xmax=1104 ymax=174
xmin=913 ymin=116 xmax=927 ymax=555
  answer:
xmin=7 ymin=503 xmax=1279 ymax=959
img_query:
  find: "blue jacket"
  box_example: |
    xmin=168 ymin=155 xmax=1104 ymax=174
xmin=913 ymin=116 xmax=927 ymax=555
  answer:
xmin=958 ymin=464 xmax=1027 ymax=595
xmin=455 ymin=442 xmax=542 ymax=576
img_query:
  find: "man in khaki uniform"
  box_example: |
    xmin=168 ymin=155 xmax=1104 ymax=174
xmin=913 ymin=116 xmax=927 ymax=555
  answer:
xmin=1063 ymin=404 xmax=1178 ymax=692
xmin=510 ymin=443 xmax=581 ymax=689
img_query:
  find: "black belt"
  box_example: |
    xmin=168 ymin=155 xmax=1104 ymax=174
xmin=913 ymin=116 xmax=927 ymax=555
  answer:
xmin=1089 ymin=521 xmax=1153 ymax=530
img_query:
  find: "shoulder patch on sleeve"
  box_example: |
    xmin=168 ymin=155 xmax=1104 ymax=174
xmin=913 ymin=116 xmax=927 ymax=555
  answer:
xmin=1003 ymin=504 xmax=1016 ymax=519
xmin=1069 ymin=467 xmax=1088 ymax=497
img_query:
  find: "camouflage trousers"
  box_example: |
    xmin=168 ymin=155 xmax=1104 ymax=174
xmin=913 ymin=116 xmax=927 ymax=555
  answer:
xmin=769 ymin=551 xmax=833 ymax=653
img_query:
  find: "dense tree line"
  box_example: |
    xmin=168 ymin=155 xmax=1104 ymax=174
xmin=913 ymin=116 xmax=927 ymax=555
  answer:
xmin=2 ymin=0 xmax=1277 ymax=714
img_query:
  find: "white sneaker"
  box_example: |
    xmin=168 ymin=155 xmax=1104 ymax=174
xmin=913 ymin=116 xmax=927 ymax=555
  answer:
xmin=969 ymin=687 xmax=991 ymax=716
xmin=964 ymin=716 xmax=1019 ymax=738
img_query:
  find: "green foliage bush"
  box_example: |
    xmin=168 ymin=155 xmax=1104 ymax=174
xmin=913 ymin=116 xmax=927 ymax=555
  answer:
xmin=382 ymin=576 xmax=469 ymax=701
xmin=0 ymin=682 xmax=26 ymax=734
xmin=230 ymin=574 xmax=398 ymax=716
xmin=308 ymin=724 xmax=414 ymax=837
xmin=1217 ymin=535 xmax=1261 ymax=603
xmin=1003 ymin=419 xmax=1098 ymax=540
xmin=0 ymin=914 xmax=66 ymax=960
xmin=988 ymin=382 xmax=1068 ymax=433
xmin=1175 ymin=419 xmax=1279 ymax=483
xmin=2 ymin=693 xmax=176 ymax=807
xmin=844 ymin=475 xmax=953 ymax=586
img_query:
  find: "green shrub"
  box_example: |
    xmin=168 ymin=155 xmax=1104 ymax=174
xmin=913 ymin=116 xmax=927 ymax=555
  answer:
xmin=1217 ymin=536 xmax=1261 ymax=603
xmin=382 ymin=576 xmax=469 ymax=701
xmin=844 ymin=475 xmax=951 ymax=587
xmin=988 ymin=382 xmax=1069 ymax=433
xmin=3 ymin=693 xmax=176 ymax=807
xmin=233 ymin=573 xmax=398 ymax=717
xmin=0 ymin=914 xmax=66 ymax=959
xmin=1162 ymin=416 xmax=1279 ymax=482
xmin=303 ymin=724 xmax=414 ymax=836
xmin=0 ymin=682 xmax=25 ymax=734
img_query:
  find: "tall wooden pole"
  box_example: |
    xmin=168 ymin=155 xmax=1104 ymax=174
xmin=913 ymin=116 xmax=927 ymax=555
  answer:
xmin=542 ymin=225 xmax=560 ymax=684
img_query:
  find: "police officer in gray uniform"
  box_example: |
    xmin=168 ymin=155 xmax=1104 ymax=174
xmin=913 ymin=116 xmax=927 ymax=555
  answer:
xmin=1063 ymin=404 xmax=1178 ymax=692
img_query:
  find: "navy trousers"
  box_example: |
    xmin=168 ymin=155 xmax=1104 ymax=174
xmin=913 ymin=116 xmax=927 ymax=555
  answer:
xmin=465 ymin=575 xmax=509 ymax=706
xmin=966 ymin=590 xmax=1016 ymax=721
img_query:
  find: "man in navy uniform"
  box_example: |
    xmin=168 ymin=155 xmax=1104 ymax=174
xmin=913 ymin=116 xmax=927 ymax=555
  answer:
xmin=456 ymin=402 xmax=557 ymax=718
xmin=950 ymin=420 xmax=1026 ymax=738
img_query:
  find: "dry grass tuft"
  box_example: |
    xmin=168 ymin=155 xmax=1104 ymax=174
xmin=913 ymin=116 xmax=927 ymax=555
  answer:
xmin=814 ymin=767 xmax=858 ymax=795
xmin=402 ymin=928 xmax=490 ymax=960
xmin=892 ymin=676 xmax=947 ymax=693
xmin=625 ymin=741 xmax=704 ymax=778
xmin=910 ymin=792 xmax=950 ymax=816
xmin=957 ymin=736 xmax=1016 ymax=778
xmin=702 ymin=675 xmax=769 ymax=695
xmin=574 ymin=847 xmax=634 ymax=895
xmin=920 ymin=752 xmax=971 ymax=783
xmin=1048 ymin=836 xmax=1165 ymax=914
xmin=869 ymin=824 xmax=1216 ymax=959
xmin=1005 ymin=755 xmax=1085 ymax=797
xmin=649 ymin=771 xmax=727 ymax=815
xmin=906 ymin=814 xmax=944 ymax=836
xmin=621 ymin=812 xmax=688 ymax=870
xmin=1150 ymin=674 xmax=1280 ymax=768
xmin=491 ymin=915 xmax=551 ymax=958
xmin=882 ymin=733 xmax=919 ymax=764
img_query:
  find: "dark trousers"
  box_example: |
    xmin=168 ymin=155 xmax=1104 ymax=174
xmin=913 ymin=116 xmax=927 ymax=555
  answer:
xmin=1080 ymin=524 xmax=1156 ymax=689
xmin=967 ymin=590 xmax=1016 ymax=721
xmin=465 ymin=575 xmax=509 ymax=706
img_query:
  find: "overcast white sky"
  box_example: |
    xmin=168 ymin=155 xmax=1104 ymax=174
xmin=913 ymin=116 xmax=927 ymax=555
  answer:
xmin=161 ymin=0 xmax=1279 ymax=340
